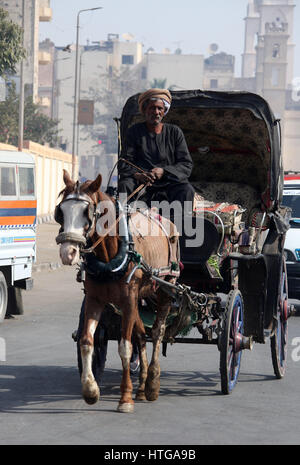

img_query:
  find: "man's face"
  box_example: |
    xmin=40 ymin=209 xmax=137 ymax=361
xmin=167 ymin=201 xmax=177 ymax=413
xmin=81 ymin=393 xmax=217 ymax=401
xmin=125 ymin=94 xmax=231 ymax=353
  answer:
xmin=144 ymin=100 xmax=165 ymax=126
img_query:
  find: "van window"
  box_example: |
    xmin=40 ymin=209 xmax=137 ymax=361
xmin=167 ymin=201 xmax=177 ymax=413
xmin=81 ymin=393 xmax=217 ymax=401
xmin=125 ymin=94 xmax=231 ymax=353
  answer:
xmin=0 ymin=166 xmax=16 ymax=196
xmin=19 ymin=167 xmax=35 ymax=196
xmin=283 ymin=189 xmax=300 ymax=218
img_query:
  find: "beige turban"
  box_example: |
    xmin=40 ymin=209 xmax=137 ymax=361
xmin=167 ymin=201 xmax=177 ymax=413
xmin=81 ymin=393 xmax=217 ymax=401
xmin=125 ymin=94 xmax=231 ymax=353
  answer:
xmin=138 ymin=88 xmax=172 ymax=115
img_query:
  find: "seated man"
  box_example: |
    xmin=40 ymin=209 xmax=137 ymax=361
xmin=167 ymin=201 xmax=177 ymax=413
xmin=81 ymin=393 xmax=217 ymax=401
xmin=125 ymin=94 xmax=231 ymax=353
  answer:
xmin=118 ymin=88 xmax=195 ymax=214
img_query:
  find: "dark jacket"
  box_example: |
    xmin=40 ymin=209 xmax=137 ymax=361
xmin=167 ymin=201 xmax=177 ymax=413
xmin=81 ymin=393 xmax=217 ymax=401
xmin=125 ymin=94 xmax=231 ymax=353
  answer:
xmin=119 ymin=122 xmax=193 ymax=186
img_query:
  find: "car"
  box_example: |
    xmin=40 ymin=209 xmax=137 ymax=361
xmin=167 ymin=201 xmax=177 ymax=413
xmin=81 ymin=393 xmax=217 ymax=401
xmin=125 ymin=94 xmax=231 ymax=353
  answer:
xmin=283 ymin=173 xmax=300 ymax=299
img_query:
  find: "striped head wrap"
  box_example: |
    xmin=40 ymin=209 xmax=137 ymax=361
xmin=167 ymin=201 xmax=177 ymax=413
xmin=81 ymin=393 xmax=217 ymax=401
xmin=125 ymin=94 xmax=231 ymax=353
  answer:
xmin=138 ymin=88 xmax=172 ymax=115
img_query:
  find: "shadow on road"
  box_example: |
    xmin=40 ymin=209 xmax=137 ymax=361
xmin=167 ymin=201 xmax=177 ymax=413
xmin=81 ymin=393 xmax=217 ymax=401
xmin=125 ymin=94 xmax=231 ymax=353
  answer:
xmin=0 ymin=363 xmax=277 ymax=415
xmin=0 ymin=365 xmax=83 ymax=413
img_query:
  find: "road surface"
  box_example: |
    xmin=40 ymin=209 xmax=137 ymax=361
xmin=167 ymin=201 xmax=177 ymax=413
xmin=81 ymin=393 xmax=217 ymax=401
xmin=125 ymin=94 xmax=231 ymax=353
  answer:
xmin=0 ymin=266 xmax=300 ymax=446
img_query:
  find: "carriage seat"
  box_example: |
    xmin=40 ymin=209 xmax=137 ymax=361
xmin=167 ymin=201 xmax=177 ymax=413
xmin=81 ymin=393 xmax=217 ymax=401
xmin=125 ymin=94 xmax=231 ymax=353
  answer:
xmin=192 ymin=181 xmax=262 ymax=227
xmin=192 ymin=181 xmax=270 ymax=260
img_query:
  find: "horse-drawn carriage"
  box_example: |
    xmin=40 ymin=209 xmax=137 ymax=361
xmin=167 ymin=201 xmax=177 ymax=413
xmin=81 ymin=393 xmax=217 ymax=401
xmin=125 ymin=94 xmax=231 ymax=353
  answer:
xmin=55 ymin=90 xmax=291 ymax=412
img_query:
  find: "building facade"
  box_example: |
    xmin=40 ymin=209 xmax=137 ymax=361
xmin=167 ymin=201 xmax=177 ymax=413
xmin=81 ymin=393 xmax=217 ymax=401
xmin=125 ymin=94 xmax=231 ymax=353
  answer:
xmin=0 ymin=0 xmax=52 ymax=102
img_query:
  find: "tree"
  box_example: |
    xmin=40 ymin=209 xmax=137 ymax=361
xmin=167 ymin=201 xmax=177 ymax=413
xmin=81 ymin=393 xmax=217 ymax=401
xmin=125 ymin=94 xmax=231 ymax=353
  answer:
xmin=0 ymin=8 xmax=26 ymax=77
xmin=0 ymin=83 xmax=60 ymax=146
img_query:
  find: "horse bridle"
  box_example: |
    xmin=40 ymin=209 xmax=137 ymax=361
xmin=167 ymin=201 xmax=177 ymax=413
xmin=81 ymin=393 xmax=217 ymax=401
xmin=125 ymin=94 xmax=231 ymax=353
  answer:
xmin=55 ymin=192 xmax=100 ymax=247
xmin=55 ymin=158 xmax=153 ymax=251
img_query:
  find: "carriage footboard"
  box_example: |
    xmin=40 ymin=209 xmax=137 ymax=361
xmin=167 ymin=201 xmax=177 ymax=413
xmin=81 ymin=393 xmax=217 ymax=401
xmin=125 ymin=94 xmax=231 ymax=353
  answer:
xmin=230 ymin=252 xmax=267 ymax=343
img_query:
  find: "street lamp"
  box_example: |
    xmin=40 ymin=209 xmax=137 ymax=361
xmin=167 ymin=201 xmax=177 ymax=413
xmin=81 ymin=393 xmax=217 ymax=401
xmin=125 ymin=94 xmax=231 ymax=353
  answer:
xmin=71 ymin=6 xmax=103 ymax=180
xmin=18 ymin=0 xmax=26 ymax=152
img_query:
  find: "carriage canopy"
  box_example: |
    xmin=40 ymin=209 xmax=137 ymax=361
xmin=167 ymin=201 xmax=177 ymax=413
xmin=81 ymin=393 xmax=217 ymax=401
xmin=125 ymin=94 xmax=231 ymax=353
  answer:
xmin=119 ymin=90 xmax=283 ymax=211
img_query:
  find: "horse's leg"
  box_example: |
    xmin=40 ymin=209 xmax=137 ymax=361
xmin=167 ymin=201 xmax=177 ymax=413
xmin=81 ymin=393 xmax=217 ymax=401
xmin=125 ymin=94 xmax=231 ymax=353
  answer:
xmin=80 ymin=297 xmax=103 ymax=405
xmin=134 ymin=313 xmax=149 ymax=401
xmin=117 ymin=294 xmax=138 ymax=413
xmin=145 ymin=290 xmax=171 ymax=402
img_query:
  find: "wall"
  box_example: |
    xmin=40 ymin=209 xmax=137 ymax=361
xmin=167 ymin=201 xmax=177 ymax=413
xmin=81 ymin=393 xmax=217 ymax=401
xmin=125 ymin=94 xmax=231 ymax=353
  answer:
xmin=143 ymin=53 xmax=204 ymax=90
xmin=0 ymin=141 xmax=78 ymax=218
xmin=282 ymin=110 xmax=300 ymax=171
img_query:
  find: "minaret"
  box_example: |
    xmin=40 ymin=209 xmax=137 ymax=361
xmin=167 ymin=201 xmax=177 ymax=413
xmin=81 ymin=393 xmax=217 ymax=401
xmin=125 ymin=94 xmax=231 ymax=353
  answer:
xmin=242 ymin=0 xmax=260 ymax=78
xmin=257 ymin=0 xmax=295 ymax=86
xmin=260 ymin=21 xmax=289 ymax=119
xmin=242 ymin=0 xmax=295 ymax=86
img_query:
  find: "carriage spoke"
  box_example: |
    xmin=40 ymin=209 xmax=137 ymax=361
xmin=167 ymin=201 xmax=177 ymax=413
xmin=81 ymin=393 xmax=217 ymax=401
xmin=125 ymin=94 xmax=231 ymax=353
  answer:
xmin=220 ymin=290 xmax=244 ymax=394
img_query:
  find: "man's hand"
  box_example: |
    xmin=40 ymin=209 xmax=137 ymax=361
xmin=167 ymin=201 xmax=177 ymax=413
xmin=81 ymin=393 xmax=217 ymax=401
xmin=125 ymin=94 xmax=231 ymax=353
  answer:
xmin=150 ymin=167 xmax=164 ymax=180
xmin=133 ymin=171 xmax=155 ymax=184
xmin=133 ymin=167 xmax=164 ymax=185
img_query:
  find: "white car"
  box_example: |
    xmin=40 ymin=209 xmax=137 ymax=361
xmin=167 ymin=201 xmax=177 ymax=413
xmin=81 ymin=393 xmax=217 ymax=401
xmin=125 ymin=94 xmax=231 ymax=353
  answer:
xmin=283 ymin=175 xmax=300 ymax=299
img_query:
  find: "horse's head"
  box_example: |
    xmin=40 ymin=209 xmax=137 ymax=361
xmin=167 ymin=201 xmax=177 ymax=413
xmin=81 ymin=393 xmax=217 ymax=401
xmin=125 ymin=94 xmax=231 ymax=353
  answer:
xmin=55 ymin=170 xmax=102 ymax=265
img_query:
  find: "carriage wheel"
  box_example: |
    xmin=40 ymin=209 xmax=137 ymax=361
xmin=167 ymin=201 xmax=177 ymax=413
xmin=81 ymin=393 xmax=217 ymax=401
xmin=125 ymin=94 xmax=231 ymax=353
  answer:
xmin=270 ymin=258 xmax=288 ymax=379
xmin=219 ymin=289 xmax=244 ymax=394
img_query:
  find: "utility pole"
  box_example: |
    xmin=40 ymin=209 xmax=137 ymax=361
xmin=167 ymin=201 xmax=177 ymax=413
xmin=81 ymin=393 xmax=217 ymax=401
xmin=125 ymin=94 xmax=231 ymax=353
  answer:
xmin=18 ymin=0 xmax=25 ymax=152
xmin=71 ymin=7 xmax=103 ymax=180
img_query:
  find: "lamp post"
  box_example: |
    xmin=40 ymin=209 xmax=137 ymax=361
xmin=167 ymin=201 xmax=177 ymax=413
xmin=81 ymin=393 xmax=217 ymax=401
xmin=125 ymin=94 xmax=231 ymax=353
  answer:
xmin=76 ymin=48 xmax=87 ymax=157
xmin=18 ymin=0 xmax=26 ymax=152
xmin=71 ymin=6 xmax=103 ymax=180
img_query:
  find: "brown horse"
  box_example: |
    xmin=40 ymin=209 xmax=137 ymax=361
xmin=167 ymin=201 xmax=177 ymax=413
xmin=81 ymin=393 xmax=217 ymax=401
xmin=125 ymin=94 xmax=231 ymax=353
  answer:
xmin=55 ymin=170 xmax=179 ymax=413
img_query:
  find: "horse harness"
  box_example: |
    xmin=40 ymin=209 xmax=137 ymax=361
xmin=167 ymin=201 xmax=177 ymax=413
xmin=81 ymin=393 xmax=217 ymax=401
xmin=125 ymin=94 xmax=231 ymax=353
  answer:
xmin=55 ymin=184 xmax=180 ymax=284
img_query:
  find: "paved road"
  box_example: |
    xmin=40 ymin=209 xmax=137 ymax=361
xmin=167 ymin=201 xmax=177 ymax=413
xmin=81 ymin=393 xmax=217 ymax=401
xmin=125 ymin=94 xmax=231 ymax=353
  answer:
xmin=0 ymin=266 xmax=300 ymax=446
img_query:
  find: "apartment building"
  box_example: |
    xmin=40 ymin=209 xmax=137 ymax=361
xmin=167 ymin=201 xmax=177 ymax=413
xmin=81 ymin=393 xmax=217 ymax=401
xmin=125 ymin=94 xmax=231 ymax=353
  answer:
xmin=0 ymin=0 xmax=52 ymax=102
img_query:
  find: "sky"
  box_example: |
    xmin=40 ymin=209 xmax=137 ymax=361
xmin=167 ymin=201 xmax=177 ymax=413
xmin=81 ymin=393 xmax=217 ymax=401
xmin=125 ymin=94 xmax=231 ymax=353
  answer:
xmin=39 ymin=0 xmax=300 ymax=79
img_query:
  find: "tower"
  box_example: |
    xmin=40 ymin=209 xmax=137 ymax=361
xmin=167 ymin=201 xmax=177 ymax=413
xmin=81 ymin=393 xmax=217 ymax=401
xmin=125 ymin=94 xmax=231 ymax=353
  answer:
xmin=257 ymin=0 xmax=295 ymax=87
xmin=242 ymin=0 xmax=260 ymax=78
xmin=242 ymin=0 xmax=295 ymax=86
xmin=260 ymin=21 xmax=289 ymax=119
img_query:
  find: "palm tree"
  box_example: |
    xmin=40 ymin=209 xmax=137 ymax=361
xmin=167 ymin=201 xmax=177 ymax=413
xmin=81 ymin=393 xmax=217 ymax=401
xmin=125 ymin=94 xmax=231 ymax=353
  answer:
xmin=150 ymin=78 xmax=167 ymax=89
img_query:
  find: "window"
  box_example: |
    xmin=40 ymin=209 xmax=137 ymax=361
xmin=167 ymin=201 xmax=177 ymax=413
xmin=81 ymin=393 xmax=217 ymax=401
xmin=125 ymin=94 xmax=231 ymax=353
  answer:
xmin=282 ymin=193 xmax=300 ymax=219
xmin=19 ymin=167 xmax=35 ymax=196
xmin=0 ymin=167 xmax=16 ymax=196
xmin=271 ymin=67 xmax=279 ymax=87
xmin=141 ymin=67 xmax=147 ymax=79
xmin=210 ymin=79 xmax=218 ymax=89
xmin=272 ymin=43 xmax=280 ymax=58
xmin=122 ymin=55 xmax=134 ymax=65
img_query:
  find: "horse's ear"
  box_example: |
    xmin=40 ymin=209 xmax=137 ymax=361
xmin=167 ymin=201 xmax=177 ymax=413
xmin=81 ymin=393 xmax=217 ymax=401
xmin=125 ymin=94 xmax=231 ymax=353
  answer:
xmin=88 ymin=174 xmax=102 ymax=193
xmin=63 ymin=169 xmax=74 ymax=187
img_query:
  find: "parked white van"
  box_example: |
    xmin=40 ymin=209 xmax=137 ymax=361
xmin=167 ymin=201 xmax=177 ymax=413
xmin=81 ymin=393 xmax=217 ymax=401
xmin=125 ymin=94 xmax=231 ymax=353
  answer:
xmin=283 ymin=173 xmax=300 ymax=299
xmin=0 ymin=151 xmax=36 ymax=322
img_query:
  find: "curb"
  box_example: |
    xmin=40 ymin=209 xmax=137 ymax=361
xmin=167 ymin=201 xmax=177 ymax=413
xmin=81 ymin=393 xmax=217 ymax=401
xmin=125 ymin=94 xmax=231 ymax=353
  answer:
xmin=36 ymin=214 xmax=55 ymax=224
xmin=32 ymin=262 xmax=62 ymax=273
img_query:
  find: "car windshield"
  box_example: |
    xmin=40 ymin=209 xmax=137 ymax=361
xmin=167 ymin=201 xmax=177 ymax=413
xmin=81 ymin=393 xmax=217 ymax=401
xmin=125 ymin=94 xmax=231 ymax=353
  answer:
xmin=283 ymin=188 xmax=300 ymax=226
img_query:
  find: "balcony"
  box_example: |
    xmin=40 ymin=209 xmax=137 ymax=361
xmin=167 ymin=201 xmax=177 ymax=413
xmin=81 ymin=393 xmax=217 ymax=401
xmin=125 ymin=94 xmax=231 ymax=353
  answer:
xmin=39 ymin=7 xmax=52 ymax=22
xmin=38 ymin=51 xmax=51 ymax=65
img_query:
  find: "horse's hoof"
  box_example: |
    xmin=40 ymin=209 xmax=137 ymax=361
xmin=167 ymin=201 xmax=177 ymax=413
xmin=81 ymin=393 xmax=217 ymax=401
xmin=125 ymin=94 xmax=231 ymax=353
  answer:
xmin=84 ymin=395 xmax=99 ymax=405
xmin=145 ymin=389 xmax=159 ymax=402
xmin=82 ymin=383 xmax=100 ymax=405
xmin=117 ymin=402 xmax=134 ymax=413
xmin=135 ymin=392 xmax=147 ymax=401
